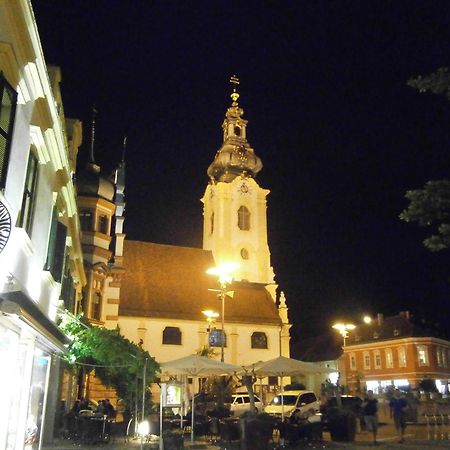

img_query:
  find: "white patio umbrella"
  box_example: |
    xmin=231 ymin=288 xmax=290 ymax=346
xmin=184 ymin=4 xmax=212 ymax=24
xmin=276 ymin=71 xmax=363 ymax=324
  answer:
xmin=251 ymin=356 xmax=332 ymax=421
xmin=159 ymin=355 xmax=241 ymax=443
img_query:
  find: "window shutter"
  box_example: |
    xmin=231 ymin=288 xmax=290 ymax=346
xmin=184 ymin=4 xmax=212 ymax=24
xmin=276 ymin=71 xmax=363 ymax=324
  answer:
xmin=51 ymin=221 xmax=67 ymax=282
xmin=0 ymin=72 xmax=17 ymax=189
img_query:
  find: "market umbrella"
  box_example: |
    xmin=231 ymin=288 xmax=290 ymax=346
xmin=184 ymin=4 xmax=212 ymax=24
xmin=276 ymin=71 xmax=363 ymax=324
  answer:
xmin=159 ymin=355 xmax=241 ymax=442
xmin=251 ymin=356 xmax=332 ymax=421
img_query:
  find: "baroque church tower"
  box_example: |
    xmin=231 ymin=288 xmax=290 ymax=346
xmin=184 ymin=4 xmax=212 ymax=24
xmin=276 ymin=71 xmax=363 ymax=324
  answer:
xmin=202 ymin=77 xmax=276 ymax=290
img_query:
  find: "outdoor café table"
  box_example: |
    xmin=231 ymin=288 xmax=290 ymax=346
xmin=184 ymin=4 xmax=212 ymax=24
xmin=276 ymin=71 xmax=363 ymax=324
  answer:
xmin=77 ymin=414 xmax=114 ymax=444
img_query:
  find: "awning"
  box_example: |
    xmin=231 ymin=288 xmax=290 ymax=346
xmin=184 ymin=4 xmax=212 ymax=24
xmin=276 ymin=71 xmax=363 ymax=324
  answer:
xmin=0 ymin=290 xmax=69 ymax=352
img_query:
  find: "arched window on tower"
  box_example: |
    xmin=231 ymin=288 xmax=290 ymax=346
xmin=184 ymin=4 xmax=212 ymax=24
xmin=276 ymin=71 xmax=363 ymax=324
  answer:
xmin=251 ymin=332 xmax=267 ymax=349
xmin=234 ymin=125 xmax=241 ymax=136
xmin=163 ymin=327 xmax=182 ymax=345
xmin=237 ymin=206 xmax=250 ymax=230
xmin=210 ymin=212 xmax=214 ymax=235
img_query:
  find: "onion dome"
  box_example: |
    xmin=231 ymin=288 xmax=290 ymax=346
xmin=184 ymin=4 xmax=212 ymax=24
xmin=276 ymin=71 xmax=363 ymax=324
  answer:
xmin=76 ymin=106 xmax=115 ymax=201
xmin=207 ymin=76 xmax=262 ymax=183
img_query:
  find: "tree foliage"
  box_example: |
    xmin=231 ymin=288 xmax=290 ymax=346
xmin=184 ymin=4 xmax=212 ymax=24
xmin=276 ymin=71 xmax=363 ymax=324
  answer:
xmin=400 ymin=180 xmax=450 ymax=252
xmin=401 ymin=67 xmax=450 ymax=252
xmin=59 ymin=312 xmax=159 ymax=403
xmin=407 ymin=67 xmax=450 ymax=100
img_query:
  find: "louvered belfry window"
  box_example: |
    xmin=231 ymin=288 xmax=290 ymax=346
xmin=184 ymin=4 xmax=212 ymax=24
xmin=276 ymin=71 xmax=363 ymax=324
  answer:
xmin=0 ymin=72 xmax=17 ymax=189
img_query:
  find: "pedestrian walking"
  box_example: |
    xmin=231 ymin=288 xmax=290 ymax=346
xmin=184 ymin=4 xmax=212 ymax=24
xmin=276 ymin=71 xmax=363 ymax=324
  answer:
xmin=363 ymin=390 xmax=379 ymax=445
xmin=389 ymin=388 xmax=408 ymax=443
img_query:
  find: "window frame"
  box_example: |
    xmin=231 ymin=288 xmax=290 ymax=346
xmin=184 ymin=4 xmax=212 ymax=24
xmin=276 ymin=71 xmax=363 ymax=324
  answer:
xmin=237 ymin=205 xmax=250 ymax=231
xmin=398 ymin=346 xmax=407 ymax=368
xmin=17 ymin=150 xmax=39 ymax=235
xmin=251 ymin=331 xmax=268 ymax=349
xmin=385 ymin=348 xmax=394 ymax=368
xmin=363 ymin=351 xmax=371 ymax=370
xmin=374 ymin=350 xmax=382 ymax=369
xmin=417 ymin=345 xmax=429 ymax=366
xmin=162 ymin=326 xmax=182 ymax=345
xmin=0 ymin=72 xmax=18 ymax=189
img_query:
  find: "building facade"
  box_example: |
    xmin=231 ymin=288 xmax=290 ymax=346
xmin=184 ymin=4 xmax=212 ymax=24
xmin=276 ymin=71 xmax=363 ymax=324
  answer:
xmin=344 ymin=312 xmax=450 ymax=395
xmin=0 ymin=1 xmax=85 ymax=448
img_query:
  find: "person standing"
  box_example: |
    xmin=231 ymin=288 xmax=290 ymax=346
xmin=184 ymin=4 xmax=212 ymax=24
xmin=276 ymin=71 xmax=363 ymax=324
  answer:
xmin=389 ymin=389 xmax=407 ymax=443
xmin=363 ymin=390 xmax=379 ymax=445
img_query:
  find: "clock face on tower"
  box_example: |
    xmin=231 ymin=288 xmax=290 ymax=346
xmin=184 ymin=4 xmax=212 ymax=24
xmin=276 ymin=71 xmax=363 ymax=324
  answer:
xmin=0 ymin=200 xmax=12 ymax=254
xmin=239 ymin=182 xmax=251 ymax=195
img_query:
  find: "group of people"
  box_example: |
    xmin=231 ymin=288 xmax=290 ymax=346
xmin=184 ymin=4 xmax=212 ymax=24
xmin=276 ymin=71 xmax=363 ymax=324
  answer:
xmin=362 ymin=388 xmax=408 ymax=445
xmin=69 ymin=398 xmax=116 ymax=418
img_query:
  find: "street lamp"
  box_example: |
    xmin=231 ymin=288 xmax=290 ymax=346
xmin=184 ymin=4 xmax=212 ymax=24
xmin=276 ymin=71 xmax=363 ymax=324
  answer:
xmin=332 ymin=323 xmax=356 ymax=347
xmin=332 ymin=322 xmax=355 ymax=399
xmin=206 ymin=262 xmax=239 ymax=362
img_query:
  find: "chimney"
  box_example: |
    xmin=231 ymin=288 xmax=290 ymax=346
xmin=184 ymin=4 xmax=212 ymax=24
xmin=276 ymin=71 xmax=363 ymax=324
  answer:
xmin=377 ymin=313 xmax=384 ymax=326
xmin=399 ymin=310 xmax=411 ymax=320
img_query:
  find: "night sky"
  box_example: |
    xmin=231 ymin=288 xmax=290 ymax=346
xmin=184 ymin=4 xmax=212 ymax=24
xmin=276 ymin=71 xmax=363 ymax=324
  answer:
xmin=32 ymin=1 xmax=450 ymax=341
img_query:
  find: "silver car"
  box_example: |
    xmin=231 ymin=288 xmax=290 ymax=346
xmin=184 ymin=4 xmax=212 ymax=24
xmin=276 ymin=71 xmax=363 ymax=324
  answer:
xmin=229 ymin=393 xmax=263 ymax=416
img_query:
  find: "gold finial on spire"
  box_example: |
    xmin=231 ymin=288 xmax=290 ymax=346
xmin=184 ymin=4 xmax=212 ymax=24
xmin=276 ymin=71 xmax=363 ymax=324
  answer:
xmin=230 ymin=74 xmax=240 ymax=105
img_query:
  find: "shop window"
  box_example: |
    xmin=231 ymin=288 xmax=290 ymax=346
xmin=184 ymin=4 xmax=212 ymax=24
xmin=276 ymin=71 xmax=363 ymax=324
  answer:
xmin=17 ymin=151 xmax=39 ymax=235
xmin=163 ymin=327 xmax=182 ymax=345
xmin=0 ymin=72 xmax=17 ymax=189
xmin=237 ymin=206 xmax=250 ymax=230
xmin=398 ymin=347 xmax=407 ymax=367
xmin=251 ymin=332 xmax=267 ymax=349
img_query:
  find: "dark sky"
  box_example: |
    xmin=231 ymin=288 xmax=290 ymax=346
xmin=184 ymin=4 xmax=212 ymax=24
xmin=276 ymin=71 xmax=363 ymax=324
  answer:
xmin=32 ymin=1 xmax=450 ymax=340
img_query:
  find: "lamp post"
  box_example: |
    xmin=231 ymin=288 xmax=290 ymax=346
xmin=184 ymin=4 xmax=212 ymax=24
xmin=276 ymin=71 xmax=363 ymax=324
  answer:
xmin=206 ymin=262 xmax=238 ymax=362
xmin=332 ymin=323 xmax=355 ymax=398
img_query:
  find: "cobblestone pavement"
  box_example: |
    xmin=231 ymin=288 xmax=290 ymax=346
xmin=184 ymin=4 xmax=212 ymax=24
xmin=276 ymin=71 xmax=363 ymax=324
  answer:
xmin=42 ymin=413 xmax=450 ymax=450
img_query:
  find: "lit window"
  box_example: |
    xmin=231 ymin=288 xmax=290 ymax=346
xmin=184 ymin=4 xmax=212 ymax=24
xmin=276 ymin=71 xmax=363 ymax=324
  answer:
xmin=240 ymin=248 xmax=249 ymax=260
xmin=398 ymin=347 xmax=407 ymax=367
xmin=363 ymin=351 xmax=371 ymax=369
xmin=0 ymin=72 xmax=17 ymax=189
xmin=437 ymin=348 xmax=442 ymax=367
xmin=350 ymin=353 xmax=356 ymax=370
xmin=417 ymin=345 xmax=428 ymax=366
xmin=238 ymin=206 xmax=250 ymax=230
xmin=443 ymin=349 xmax=448 ymax=368
xmin=374 ymin=351 xmax=382 ymax=369
xmin=17 ymin=150 xmax=39 ymax=235
xmin=251 ymin=332 xmax=267 ymax=349
xmin=385 ymin=349 xmax=393 ymax=368
xmin=163 ymin=327 xmax=182 ymax=345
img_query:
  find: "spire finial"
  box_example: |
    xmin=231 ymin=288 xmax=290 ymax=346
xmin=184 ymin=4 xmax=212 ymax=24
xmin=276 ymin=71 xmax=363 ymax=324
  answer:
xmin=229 ymin=75 xmax=240 ymax=105
xmin=122 ymin=136 xmax=127 ymax=163
xmin=87 ymin=105 xmax=101 ymax=173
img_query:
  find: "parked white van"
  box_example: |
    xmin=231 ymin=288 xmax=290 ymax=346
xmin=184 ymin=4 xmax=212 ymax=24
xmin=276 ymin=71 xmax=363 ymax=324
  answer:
xmin=263 ymin=390 xmax=319 ymax=418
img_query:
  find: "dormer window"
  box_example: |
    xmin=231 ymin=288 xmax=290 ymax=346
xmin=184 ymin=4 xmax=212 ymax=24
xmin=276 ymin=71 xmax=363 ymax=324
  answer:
xmin=393 ymin=329 xmax=400 ymax=336
xmin=238 ymin=206 xmax=250 ymax=230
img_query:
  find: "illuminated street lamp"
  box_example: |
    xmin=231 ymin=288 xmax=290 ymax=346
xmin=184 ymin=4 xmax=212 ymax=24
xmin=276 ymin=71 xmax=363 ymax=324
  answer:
xmin=206 ymin=262 xmax=239 ymax=362
xmin=332 ymin=323 xmax=356 ymax=347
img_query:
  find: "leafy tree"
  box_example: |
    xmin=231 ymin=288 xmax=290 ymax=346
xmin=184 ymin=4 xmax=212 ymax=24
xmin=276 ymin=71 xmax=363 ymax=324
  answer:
xmin=400 ymin=180 xmax=450 ymax=252
xmin=59 ymin=312 xmax=159 ymax=407
xmin=400 ymin=67 xmax=450 ymax=251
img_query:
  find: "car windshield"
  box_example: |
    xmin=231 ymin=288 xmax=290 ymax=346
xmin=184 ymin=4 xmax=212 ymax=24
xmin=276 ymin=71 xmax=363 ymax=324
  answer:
xmin=269 ymin=394 xmax=298 ymax=406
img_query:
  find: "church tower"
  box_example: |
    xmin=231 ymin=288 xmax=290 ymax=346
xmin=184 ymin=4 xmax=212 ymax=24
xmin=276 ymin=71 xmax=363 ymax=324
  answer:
xmin=201 ymin=77 xmax=275 ymax=286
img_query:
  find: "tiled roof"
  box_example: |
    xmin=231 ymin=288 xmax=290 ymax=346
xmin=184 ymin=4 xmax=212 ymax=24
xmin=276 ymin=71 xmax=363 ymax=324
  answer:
xmin=119 ymin=240 xmax=281 ymax=325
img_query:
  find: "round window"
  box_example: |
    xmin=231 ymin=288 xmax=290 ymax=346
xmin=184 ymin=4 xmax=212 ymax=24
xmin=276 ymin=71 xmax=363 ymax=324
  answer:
xmin=240 ymin=248 xmax=249 ymax=260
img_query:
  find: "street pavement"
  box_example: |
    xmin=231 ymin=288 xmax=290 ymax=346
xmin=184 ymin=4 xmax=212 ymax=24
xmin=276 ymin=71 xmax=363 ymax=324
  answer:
xmin=42 ymin=414 xmax=450 ymax=450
